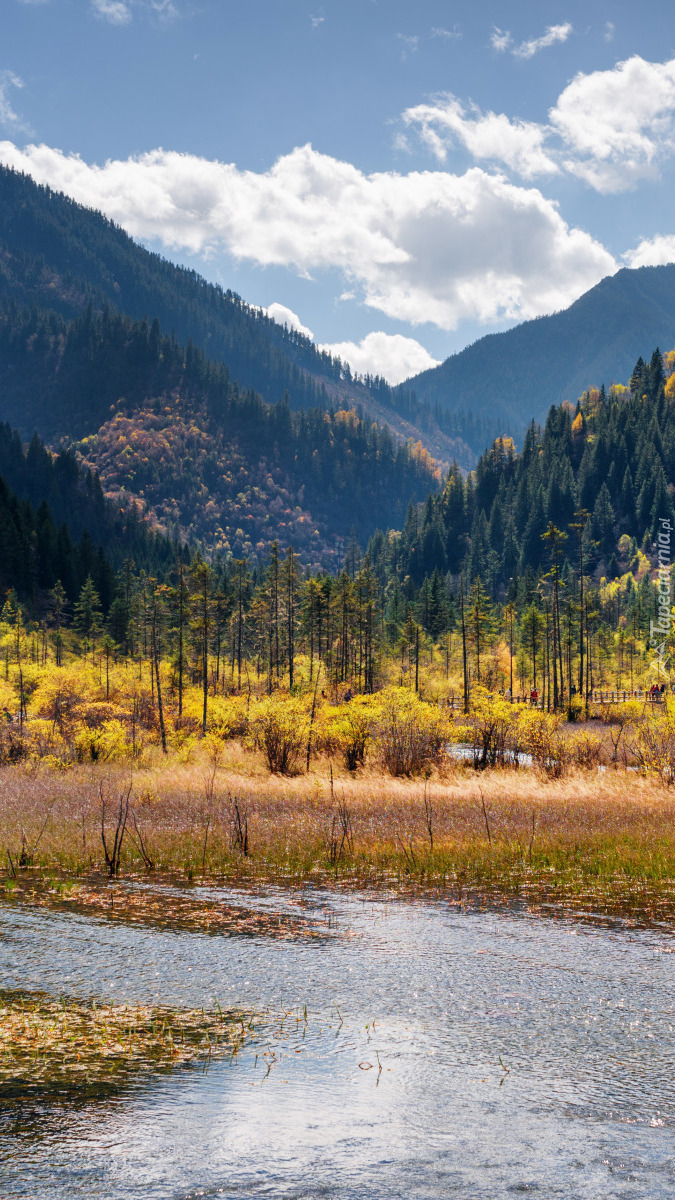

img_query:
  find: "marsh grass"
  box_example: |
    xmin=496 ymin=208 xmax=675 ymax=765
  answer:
xmin=3 ymin=742 xmax=675 ymax=919
xmin=0 ymin=988 xmax=253 ymax=1095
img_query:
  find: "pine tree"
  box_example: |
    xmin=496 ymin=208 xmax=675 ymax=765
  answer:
xmin=189 ymin=556 xmax=215 ymax=734
xmin=465 ymin=577 xmax=495 ymax=684
xmin=73 ymin=575 xmax=103 ymax=660
xmin=49 ymin=580 xmax=68 ymax=667
xmin=542 ymin=523 xmax=567 ymax=709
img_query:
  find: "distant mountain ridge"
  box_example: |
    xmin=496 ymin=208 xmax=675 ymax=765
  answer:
xmin=403 ymin=265 xmax=675 ymax=438
xmin=0 ymin=164 xmax=477 ymax=466
xmin=6 ymin=163 xmax=675 ymax=473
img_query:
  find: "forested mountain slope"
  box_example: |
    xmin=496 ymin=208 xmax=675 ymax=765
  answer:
xmin=404 ymin=266 xmax=675 ymax=439
xmin=0 ymin=165 xmax=476 ymax=465
xmin=371 ymin=349 xmax=675 ymax=601
xmin=0 ymin=304 xmax=440 ymax=566
xmin=0 ymin=424 xmax=175 ymax=608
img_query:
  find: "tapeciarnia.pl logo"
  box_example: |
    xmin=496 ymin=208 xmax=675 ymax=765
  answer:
xmin=650 ymin=517 xmax=673 ymax=676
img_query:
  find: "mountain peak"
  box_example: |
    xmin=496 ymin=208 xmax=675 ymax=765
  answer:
xmin=403 ymin=262 xmax=675 ymax=439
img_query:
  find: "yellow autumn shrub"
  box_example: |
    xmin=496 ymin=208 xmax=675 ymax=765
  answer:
xmin=468 ymin=687 xmax=519 ymax=768
xmin=566 ymin=729 xmax=603 ymax=769
xmin=205 ymin=694 xmax=251 ymax=739
xmin=374 ymin=687 xmax=450 ymax=776
xmin=30 ymin=664 xmax=101 ymax=732
xmin=515 ymin=707 xmax=567 ymax=776
xmin=249 ymin=694 xmax=310 ymax=774
xmin=316 ymin=696 xmax=374 ymax=770
xmin=74 ymin=718 xmax=133 ymax=764
xmin=628 ymin=698 xmax=675 ymax=783
xmin=0 ymin=678 xmax=18 ymax=715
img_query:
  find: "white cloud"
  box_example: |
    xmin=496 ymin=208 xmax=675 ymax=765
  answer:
xmin=513 ymin=22 xmax=573 ymax=60
xmin=491 ymin=22 xmax=572 ymax=58
xmin=431 ymin=26 xmax=461 ymax=41
xmin=624 ymin=235 xmax=675 ymax=268
xmin=490 ymin=27 xmax=511 ymax=52
xmin=404 ymin=54 xmax=675 ymax=194
xmin=319 ymin=332 xmax=440 ymax=385
xmin=89 ymin=0 xmax=177 ymax=23
xmin=392 ymin=131 xmax=412 ymax=154
xmin=0 ymin=71 xmax=30 ymax=134
xmin=310 ymin=14 xmax=324 ymax=29
xmin=0 ymin=140 xmax=616 ymax=330
xmin=91 ymin=0 xmax=132 ymax=24
xmin=550 ymin=55 xmax=675 ymax=191
xmin=264 ymin=302 xmax=314 ymax=339
xmin=148 ymin=0 xmax=180 ymax=17
xmin=604 ymin=21 xmax=615 ymax=43
xmin=401 ymin=94 xmax=558 ymax=178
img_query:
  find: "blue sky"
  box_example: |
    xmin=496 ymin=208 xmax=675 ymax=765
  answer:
xmin=3 ymin=0 xmax=675 ymax=381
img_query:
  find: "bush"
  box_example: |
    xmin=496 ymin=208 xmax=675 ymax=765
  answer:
xmin=567 ymin=730 xmax=603 ymax=770
xmin=629 ymin=700 xmax=675 ymax=783
xmin=249 ymin=696 xmax=309 ymax=774
xmin=31 ymin=669 xmax=83 ymax=736
xmin=182 ymin=692 xmax=250 ymax=739
xmin=468 ymin=688 xmax=518 ymax=768
xmin=0 ymin=726 xmax=28 ymax=765
xmin=375 ymin=688 xmax=449 ymax=777
xmin=317 ymin=697 xmax=373 ymax=770
xmin=212 ymin=695 xmax=251 ymax=738
xmin=74 ymin=719 xmax=133 ymax=763
xmin=516 ymin=708 xmax=567 ymax=777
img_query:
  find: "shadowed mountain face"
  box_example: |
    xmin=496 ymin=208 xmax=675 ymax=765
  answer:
xmin=403 ymin=265 xmax=675 ymax=439
xmin=0 ymin=167 xmax=457 ymax=565
xmin=0 ymin=303 xmax=441 ymax=566
xmin=0 ymin=165 xmax=477 ymax=467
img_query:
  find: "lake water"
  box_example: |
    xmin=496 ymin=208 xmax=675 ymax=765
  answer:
xmin=1 ymin=884 xmax=674 ymax=1198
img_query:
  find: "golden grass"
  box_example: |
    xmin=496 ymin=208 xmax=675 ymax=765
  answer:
xmin=0 ymin=989 xmax=252 ymax=1093
xmin=2 ymin=741 xmax=675 ymax=900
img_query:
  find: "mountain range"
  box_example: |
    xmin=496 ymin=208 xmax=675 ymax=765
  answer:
xmin=404 ymin=264 xmax=675 ymax=437
xmin=6 ymin=163 xmax=675 ymax=464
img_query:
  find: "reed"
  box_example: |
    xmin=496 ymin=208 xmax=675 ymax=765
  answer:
xmin=2 ymin=744 xmax=675 ymax=901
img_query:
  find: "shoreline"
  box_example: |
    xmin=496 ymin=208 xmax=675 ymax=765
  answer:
xmin=4 ymin=858 xmax=675 ymax=935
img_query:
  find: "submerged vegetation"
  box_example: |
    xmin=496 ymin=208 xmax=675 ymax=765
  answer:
xmin=0 ymin=988 xmax=253 ymax=1094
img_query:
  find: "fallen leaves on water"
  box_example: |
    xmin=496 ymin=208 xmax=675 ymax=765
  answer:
xmin=1 ymin=874 xmax=333 ymax=942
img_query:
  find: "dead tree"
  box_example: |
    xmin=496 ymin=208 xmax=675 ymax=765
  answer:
xmin=100 ymin=780 xmax=132 ymax=877
xmin=329 ymin=802 xmax=353 ymax=865
xmin=230 ymin=797 xmax=249 ymax=857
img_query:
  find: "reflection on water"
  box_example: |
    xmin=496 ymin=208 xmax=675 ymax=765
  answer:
xmin=1 ymin=886 xmax=675 ymax=1198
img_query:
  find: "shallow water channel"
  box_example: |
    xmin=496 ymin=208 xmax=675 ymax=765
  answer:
xmin=1 ymin=884 xmax=674 ymax=1199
